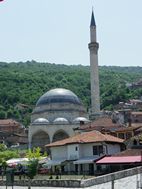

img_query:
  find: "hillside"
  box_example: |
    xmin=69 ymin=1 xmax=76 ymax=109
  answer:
xmin=0 ymin=61 xmax=142 ymax=126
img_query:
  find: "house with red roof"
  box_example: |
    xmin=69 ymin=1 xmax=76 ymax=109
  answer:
xmin=79 ymin=117 xmax=142 ymax=142
xmin=0 ymin=119 xmax=28 ymax=147
xmin=79 ymin=117 xmax=121 ymax=132
xmin=97 ymin=155 xmax=142 ymax=165
xmin=45 ymin=130 xmax=124 ymax=175
xmin=95 ymin=148 xmax=142 ymax=174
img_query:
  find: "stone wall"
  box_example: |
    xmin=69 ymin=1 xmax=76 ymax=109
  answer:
xmin=81 ymin=166 xmax=142 ymax=187
xmin=0 ymin=179 xmax=81 ymax=188
xmin=1 ymin=166 xmax=142 ymax=188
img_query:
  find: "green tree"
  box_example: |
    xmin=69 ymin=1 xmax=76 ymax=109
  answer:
xmin=0 ymin=61 xmax=142 ymax=126
xmin=0 ymin=144 xmax=7 ymax=151
xmin=26 ymin=148 xmax=40 ymax=189
xmin=0 ymin=150 xmax=19 ymax=163
xmin=0 ymin=110 xmax=6 ymax=119
xmin=26 ymin=147 xmax=41 ymax=160
xmin=27 ymin=159 xmax=38 ymax=179
xmin=7 ymin=109 xmax=13 ymax=118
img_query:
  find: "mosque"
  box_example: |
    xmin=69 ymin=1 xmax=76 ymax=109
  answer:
xmin=28 ymin=11 xmax=100 ymax=148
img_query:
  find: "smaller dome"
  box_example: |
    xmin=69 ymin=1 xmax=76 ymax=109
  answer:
xmin=32 ymin=118 xmax=49 ymax=125
xmin=53 ymin=118 xmax=69 ymax=124
xmin=73 ymin=117 xmax=90 ymax=124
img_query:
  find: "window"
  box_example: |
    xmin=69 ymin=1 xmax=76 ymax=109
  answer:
xmin=93 ymin=145 xmax=103 ymax=155
xmin=133 ymin=139 xmax=137 ymax=146
xmin=75 ymin=146 xmax=78 ymax=151
xmin=118 ymin=133 xmax=125 ymax=139
xmin=126 ymin=132 xmax=132 ymax=139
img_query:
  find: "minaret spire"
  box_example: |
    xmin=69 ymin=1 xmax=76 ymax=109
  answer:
xmin=90 ymin=9 xmax=96 ymax=27
xmin=88 ymin=10 xmax=100 ymax=118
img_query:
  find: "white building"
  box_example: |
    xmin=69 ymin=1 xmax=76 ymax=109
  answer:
xmin=46 ymin=130 xmax=124 ymax=175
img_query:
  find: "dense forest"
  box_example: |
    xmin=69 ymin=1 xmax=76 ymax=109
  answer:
xmin=0 ymin=61 xmax=142 ymax=127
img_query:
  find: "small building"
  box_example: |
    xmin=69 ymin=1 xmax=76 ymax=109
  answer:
xmin=112 ymin=110 xmax=142 ymax=126
xmin=0 ymin=119 xmax=23 ymax=133
xmin=112 ymin=124 xmax=142 ymax=140
xmin=96 ymin=141 xmax=142 ymax=174
xmin=0 ymin=119 xmax=27 ymax=147
xmin=131 ymin=112 xmax=142 ymax=123
xmin=125 ymin=133 xmax=142 ymax=148
xmin=79 ymin=117 xmax=122 ymax=133
xmin=117 ymin=99 xmax=142 ymax=110
xmin=114 ymin=148 xmax=142 ymax=156
xmin=45 ymin=130 xmax=124 ymax=175
xmin=96 ymin=155 xmax=142 ymax=173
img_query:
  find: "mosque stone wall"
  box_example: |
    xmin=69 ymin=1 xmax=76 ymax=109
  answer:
xmin=28 ymin=88 xmax=89 ymax=148
xmin=31 ymin=102 xmax=87 ymax=123
xmin=29 ymin=124 xmax=76 ymax=147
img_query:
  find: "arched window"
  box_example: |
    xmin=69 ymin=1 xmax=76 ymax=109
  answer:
xmin=52 ymin=130 xmax=69 ymax=142
xmin=32 ymin=130 xmax=50 ymax=148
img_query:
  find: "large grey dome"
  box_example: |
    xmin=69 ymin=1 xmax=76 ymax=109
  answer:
xmin=36 ymin=88 xmax=81 ymax=106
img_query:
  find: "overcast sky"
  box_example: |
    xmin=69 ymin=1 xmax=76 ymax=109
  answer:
xmin=0 ymin=0 xmax=142 ymax=66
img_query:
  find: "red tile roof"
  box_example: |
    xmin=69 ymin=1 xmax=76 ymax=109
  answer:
xmin=114 ymin=148 xmax=142 ymax=156
xmin=7 ymin=135 xmax=28 ymax=144
xmin=80 ymin=117 xmax=121 ymax=131
xmin=0 ymin=119 xmax=20 ymax=126
xmin=96 ymin=155 xmax=142 ymax=164
xmin=46 ymin=130 xmax=124 ymax=147
xmin=115 ymin=125 xmax=141 ymax=132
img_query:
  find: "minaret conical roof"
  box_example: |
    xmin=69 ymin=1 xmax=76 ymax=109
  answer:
xmin=90 ymin=10 xmax=96 ymax=27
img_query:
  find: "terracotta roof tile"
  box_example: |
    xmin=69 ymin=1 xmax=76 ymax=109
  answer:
xmin=80 ymin=117 xmax=121 ymax=131
xmin=115 ymin=125 xmax=141 ymax=132
xmin=7 ymin=135 xmax=28 ymax=144
xmin=114 ymin=148 xmax=142 ymax=156
xmin=96 ymin=155 xmax=142 ymax=164
xmin=46 ymin=130 xmax=124 ymax=147
xmin=0 ymin=119 xmax=20 ymax=126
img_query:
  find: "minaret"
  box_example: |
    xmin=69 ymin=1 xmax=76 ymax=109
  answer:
xmin=88 ymin=10 xmax=100 ymax=116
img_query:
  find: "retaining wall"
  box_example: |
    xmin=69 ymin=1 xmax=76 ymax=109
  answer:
xmin=0 ymin=166 xmax=142 ymax=188
xmin=81 ymin=166 xmax=142 ymax=187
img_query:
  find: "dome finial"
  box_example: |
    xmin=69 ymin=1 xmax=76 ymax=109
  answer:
xmin=90 ymin=8 xmax=96 ymax=27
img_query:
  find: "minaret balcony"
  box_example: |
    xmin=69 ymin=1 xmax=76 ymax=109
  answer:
xmin=88 ymin=42 xmax=99 ymax=53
